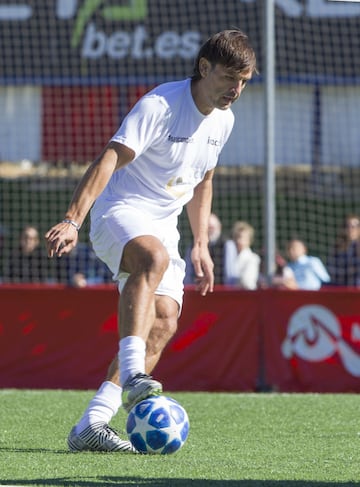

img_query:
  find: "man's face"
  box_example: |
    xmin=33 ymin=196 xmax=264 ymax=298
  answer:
xmin=200 ymin=59 xmax=252 ymax=111
xmin=345 ymin=217 xmax=360 ymax=242
xmin=21 ymin=228 xmax=39 ymax=254
xmin=208 ymin=214 xmax=221 ymax=243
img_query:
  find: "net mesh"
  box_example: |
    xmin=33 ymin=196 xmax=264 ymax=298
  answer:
xmin=1 ymin=1 xmax=360 ymax=284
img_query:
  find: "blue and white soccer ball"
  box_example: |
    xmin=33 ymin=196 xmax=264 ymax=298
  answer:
xmin=126 ymin=395 xmax=190 ymax=454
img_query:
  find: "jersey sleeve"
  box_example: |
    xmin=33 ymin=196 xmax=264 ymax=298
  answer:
xmin=111 ymin=95 xmax=168 ymax=158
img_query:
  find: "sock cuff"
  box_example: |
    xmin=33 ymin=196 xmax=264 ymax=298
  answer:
xmin=99 ymin=380 xmax=122 ymax=394
xmin=119 ymin=336 xmax=146 ymax=386
xmin=119 ymin=335 xmax=146 ymax=352
xmin=96 ymin=381 xmax=122 ymax=409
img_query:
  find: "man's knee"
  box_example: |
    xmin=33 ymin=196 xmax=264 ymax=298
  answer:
xmin=121 ymin=236 xmax=170 ymax=278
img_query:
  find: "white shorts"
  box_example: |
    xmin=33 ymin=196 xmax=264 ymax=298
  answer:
xmin=89 ymin=204 xmax=185 ymax=308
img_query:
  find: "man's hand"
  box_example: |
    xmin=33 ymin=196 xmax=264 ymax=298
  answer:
xmin=45 ymin=222 xmax=79 ymax=258
xmin=191 ymin=244 xmax=214 ymax=296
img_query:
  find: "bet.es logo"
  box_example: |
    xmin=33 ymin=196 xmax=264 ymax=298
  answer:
xmin=70 ymin=0 xmax=200 ymax=60
xmin=70 ymin=0 xmax=147 ymax=48
xmin=0 ymin=0 xmax=200 ymax=61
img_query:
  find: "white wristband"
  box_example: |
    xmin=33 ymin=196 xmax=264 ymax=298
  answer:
xmin=62 ymin=219 xmax=81 ymax=231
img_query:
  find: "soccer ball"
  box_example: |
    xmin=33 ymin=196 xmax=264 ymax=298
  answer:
xmin=126 ymin=395 xmax=190 ymax=454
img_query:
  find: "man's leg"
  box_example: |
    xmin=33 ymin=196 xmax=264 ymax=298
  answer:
xmin=68 ymin=294 xmax=179 ymax=452
xmin=118 ymin=235 xmax=170 ymax=339
xmin=67 ymin=348 xmax=134 ymax=453
xmin=116 ymin=235 xmax=172 ymax=410
xmin=145 ymin=295 xmax=179 ymax=373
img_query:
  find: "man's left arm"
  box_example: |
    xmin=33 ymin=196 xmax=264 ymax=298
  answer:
xmin=186 ymin=169 xmax=215 ymax=296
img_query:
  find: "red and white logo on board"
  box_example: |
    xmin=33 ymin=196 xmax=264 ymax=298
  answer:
xmin=281 ymin=304 xmax=360 ymax=377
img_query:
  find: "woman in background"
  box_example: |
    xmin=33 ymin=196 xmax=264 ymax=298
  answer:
xmin=327 ymin=214 xmax=360 ymax=287
xmin=224 ymin=220 xmax=260 ymax=289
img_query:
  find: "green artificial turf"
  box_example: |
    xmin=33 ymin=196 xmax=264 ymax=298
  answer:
xmin=0 ymin=390 xmax=359 ymax=486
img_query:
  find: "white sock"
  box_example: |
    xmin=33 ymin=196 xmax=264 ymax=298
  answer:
xmin=119 ymin=335 xmax=146 ymax=386
xmin=75 ymin=381 xmax=122 ymax=434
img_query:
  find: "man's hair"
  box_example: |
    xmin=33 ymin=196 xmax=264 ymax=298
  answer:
xmin=192 ymin=29 xmax=257 ymax=81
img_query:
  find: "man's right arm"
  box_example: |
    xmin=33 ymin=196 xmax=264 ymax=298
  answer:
xmin=45 ymin=142 xmax=134 ymax=258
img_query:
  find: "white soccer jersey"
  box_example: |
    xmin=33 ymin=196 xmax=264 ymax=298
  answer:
xmin=92 ymin=78 xmax=234 ymax=220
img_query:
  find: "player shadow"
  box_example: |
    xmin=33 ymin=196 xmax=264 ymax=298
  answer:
xmin=1 ymin=479 xmax=359 ymax=486
xmin=0 ymin=447 xmax=69 ymax=454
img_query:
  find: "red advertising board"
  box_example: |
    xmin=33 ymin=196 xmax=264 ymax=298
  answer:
xmin=261 ymin=289 xmax=360 ymax=392
xmin=154 ymin=289 xmax=260 ymax=392
xmin=0 ymin=286 xmax=119 ymax=389
xmin=0 ymin=286 xmax=360 ymax=392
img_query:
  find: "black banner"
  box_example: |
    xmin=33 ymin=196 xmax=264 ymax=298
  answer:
xmin=0 ymin=0 xmax=359 ymax=83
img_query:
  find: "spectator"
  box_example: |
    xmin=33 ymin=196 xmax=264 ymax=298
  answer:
xmin=184 ymin=213 xmax=226 ymax=285
xmin=0 ymin=224 xmax=8 ymax=282
xmin=224 ymin=220 xmax=260 ymax=289
xmin=284 ymin=238 xmax=330 ymax=290
xmin=327 ymin=214 xmax=360 ymax=287
xmin=3 ymin=225 xmax=53 ymax=283
xmin=54 ymin=242 xmax=113 ymax=287
xmin=258 ymin=250 xmax=298 ymax=290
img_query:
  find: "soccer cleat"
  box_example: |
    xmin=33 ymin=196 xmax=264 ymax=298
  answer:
xmin=122 ymin=372 xmax=163 ymax=412
xmin=67 ymin=422 xmax=138 ymax=453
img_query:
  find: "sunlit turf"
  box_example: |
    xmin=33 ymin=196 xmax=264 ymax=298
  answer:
xmin=0 ymin=390 xmax=359 ymax=486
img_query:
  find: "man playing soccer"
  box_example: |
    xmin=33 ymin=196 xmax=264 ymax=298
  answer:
xmin=45 ymin=29 xmax=257 ymax=452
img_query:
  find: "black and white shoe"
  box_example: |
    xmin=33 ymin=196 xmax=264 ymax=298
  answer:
xmin=67 ymin=422 xmax=137 ymax=453
xmin=122 ymin=372 xmax=163 ymax=413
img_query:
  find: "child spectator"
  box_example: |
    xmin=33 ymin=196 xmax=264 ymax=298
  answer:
xmin=258 ymin=250 xmax=298 ymax=290
xmin=285 ymin=238 xmax=330 ymax=290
